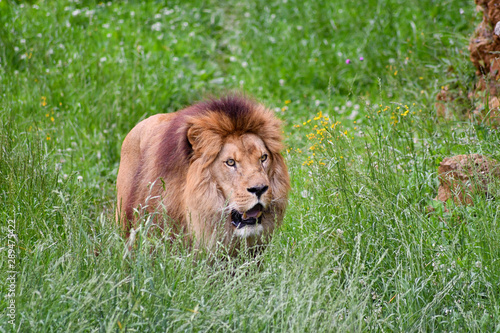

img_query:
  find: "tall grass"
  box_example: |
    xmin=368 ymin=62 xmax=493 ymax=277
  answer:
xmin=1 ymin=0 xmax=499 ymax=332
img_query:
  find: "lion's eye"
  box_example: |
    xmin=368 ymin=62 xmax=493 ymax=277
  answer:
xmin=226 ymin=159 xmax=236 ymax=167
xmin=260 ymin=154 xmax=268 ymax=162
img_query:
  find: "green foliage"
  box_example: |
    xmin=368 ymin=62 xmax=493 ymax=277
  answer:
xmin=1 ymin=0 xmax=499 ymax=332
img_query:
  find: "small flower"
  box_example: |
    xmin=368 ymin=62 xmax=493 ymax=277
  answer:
xmin=151 ymin=22 xmax=162 ymax=31
xmin=359 ymin=56 xmax=364 ymax=61
xmin=77 ymin=175 xmax=83 ymax=182
xmin=345 ymin=59 xmax=351 ymax=64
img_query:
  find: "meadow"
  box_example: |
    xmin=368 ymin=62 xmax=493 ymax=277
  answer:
xmin=1 ymin=0 xmax=500 ymax=331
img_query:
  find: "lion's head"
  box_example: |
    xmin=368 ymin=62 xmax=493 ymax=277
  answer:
xmin=116 ymin=95 xmax=290 ymax=252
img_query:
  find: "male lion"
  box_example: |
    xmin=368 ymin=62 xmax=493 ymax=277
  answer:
xmin=116 ymin=95 xmax=290 ymax=252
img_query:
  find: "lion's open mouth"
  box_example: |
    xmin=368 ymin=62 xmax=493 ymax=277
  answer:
xmin=231 ymin=203 xmax=263 ymax=229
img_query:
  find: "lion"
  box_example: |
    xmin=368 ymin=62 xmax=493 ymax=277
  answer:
xmin=116 ymin=95 xmax=290 ymax=253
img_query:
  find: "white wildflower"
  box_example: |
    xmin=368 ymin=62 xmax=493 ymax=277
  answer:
xmin=151 ymin=22 xmax=161 ymax=31
xmin=347 ymin=110 xmax=358 ymax=120
xmin=161 ymin=8 xmax=174 ymax=15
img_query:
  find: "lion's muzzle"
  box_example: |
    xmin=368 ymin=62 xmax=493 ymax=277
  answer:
xmin=231 ymin=203 xmax=264 ymax=229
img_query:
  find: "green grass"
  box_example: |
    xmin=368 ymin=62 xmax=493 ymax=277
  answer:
xmin=1 ymin=0 xmax=500 ymax=331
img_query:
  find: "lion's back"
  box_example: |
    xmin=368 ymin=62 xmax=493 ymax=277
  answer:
xmin=116 ymin=112 xmax=184 ymax=231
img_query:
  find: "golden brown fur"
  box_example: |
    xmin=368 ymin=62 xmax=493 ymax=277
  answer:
xmin=116 ymin=95 xmax=290 ymax=252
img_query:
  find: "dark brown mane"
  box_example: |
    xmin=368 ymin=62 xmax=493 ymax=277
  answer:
xmin=196 ymin=95 xmax=257 ymax=124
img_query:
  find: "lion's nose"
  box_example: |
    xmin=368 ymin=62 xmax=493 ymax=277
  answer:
xmin=247 ymin=185 xmax=269 ymax=198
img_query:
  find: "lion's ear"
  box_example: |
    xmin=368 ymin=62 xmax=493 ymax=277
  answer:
xmin=186 ymin=124 xmax=199 ymax=150
xmin=186 ymin=120 xmax=222 ymax=160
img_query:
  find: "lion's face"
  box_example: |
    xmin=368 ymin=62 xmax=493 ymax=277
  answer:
xmin=211 ymin=133 xmax=273 ymax=238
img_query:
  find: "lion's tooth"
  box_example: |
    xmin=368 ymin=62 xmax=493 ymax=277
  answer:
xmin=257 ymin=211 xmax=262 ymax=218
xmin=242 ymin=212 xmax=247 ymax=220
